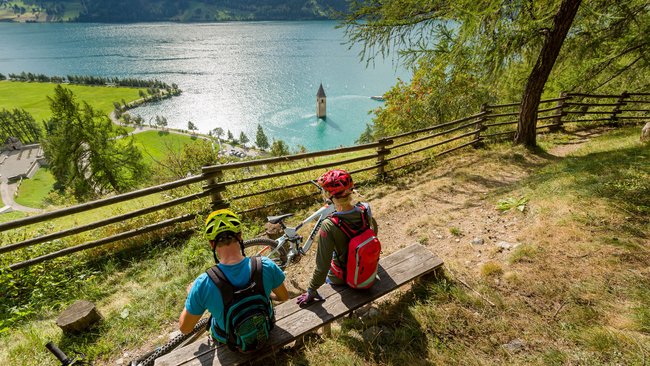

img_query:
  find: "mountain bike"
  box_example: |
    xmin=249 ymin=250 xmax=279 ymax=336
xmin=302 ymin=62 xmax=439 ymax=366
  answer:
xmin=241 ymin=181 xmax=335 ymax=268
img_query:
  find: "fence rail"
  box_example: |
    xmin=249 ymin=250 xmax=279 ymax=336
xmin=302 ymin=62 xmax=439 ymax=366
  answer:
xmin=1 ymin=91 xmax=647 ymax=270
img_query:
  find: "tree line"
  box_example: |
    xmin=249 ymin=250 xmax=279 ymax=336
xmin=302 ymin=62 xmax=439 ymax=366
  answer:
xmin=73 ymin=0 xmax=348 ymax=22
xmin=3 ymin=71 xmax=179 ymax=91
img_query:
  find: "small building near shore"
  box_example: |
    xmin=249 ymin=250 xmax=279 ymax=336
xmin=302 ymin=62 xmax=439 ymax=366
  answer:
xmin=316 ymin=83 xmax=327 ymax=119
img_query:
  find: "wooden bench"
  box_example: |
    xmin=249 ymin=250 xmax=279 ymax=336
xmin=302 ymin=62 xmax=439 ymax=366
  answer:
xmin=155 ymin=243 xmax=443 ymax=366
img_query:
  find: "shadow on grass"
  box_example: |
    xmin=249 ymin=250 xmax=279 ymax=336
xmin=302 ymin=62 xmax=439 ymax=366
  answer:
xmin=157 ymin=130 xmax=170 ymax=136
xmin=0 ymin=231 xmax=194 ymax=332
xmin=335 ymin=270 xmax=453 ymax=365
xmin=537 ymin=144 xmax=647 ymax=227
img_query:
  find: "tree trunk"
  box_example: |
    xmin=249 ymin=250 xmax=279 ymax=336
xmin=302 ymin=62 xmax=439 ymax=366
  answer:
xmin=514 ymin=0 xmax=582 ymax=147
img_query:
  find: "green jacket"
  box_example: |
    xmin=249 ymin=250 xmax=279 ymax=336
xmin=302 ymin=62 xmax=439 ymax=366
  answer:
xmin=308 ymin=203 xmax=378 ymax=291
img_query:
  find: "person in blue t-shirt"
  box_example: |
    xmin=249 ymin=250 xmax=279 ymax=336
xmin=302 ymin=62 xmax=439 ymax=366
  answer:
xmin=178 ymin=209 xmax=288 ymax=342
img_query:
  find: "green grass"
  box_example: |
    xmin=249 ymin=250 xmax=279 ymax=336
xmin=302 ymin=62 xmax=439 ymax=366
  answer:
xmin=0 ymin=80 xmax=143 ymax=122
xmin=14 ymin=168 xmax=56 ymax=208
xmin=2 ymin=125 xmax=649 ymax=365
xmin=0 ymin=210 xmax=27 ymax=223
xmin=130 ymin=130 xmax=204 ymax=165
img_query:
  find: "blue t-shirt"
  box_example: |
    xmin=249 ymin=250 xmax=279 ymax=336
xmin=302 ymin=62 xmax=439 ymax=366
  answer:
xmin=185 ymin=256 xmax=285 ymax=342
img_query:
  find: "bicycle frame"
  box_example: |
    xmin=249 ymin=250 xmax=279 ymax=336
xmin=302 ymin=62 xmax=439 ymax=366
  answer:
xmin=267 ymin=202 xmax=336 ymax=264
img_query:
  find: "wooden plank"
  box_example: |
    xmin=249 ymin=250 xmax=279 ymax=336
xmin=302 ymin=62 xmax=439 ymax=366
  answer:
xmin=0 ymin=191 xmax=209 ymax=254
xmin=389 ymin=112 xmax=486 ymax=140
xmin=386 ymin=129 xmax=478 ymax=163
xmin=566 ymin=93 xmax=622 ymax=98
xmin=391 ymin=120 xmax=479 ymax=150
xmin=155 ymin=243 xmax=443 ymax=366
xmin=201 ymin=141 xmax=386 ymax=175
xmin=8 ymin=214 xmax=195 ymax=271
xmin=0 ymin=175 xmax=205 ymax=232
xmin=203 ymin=152 xmax=381 ymax=191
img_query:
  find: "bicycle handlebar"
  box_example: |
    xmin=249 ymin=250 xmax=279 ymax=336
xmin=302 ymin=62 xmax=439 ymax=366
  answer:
xmin=45 ymin=342 xmax=73 ymax=365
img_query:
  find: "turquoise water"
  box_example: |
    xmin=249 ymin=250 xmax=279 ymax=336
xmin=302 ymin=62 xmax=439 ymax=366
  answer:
xmin=0 ymin=21 xmax=409 ymax=151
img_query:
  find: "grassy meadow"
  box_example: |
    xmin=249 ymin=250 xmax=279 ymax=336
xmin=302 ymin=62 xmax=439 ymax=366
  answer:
xmin=1 ymin=124 xmax=647 ymax=365
xmin=0 ymin=80 xmax=143 ymax=122
xmin=0 ymin=80 xmax=204 ymax=209
xmin=130 ymin=130 xmax=204 ymax=166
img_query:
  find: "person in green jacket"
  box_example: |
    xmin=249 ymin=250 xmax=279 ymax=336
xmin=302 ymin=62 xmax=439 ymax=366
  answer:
xmin=296 ymin=169 xmax=378 ymax=305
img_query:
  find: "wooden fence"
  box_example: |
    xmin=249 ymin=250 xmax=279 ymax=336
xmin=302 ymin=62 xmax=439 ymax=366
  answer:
xmin=1 ymin=91 xmax=648 ymax=271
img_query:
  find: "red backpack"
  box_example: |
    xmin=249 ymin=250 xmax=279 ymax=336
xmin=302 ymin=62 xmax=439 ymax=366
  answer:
xmin=329 ymin=204 xmax=381 ymax=289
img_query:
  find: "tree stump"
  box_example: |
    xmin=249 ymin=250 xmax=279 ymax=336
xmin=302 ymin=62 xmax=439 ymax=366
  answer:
xmin=641 ymin=122 xmax=650 ymax=143
xmin=56 ymin=300 xmax=103 ymax=334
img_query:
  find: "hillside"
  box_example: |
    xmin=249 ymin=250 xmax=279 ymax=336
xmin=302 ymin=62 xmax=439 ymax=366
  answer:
xmin=0 ymin=0 xmax=348 ymax=22
xmin=1 ymin=124 xmax=647 ymax=365
xmin=266 ymin=125 xmax=650 ymax=365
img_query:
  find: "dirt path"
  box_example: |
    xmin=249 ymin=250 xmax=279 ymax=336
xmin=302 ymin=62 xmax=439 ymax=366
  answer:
xmin=283 ymin=131 xmax=602 ymax=295
xmin=547 ymin=126 xmax=611 ymax=157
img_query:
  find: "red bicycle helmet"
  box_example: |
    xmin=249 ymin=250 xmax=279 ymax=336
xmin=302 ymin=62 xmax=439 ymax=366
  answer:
xmin=317 ymin=169 xmax=354 ymax=198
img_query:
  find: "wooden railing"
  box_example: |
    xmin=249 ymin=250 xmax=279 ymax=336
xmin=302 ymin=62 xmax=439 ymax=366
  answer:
xmin=1 ymin=91 xmax=647 ymax=270
xmin=481 ymin=91 xmax=650 ymax=138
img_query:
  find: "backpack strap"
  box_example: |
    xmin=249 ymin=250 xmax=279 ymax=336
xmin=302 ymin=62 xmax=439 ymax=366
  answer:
xmin=330 ymin=203 xmax=369 ymax=238
xmin=206 ymin=265 xmax=234 ymax=342
xmin=206 ymin=265 xmax=234 ymax=307
xmin=205 ymin=257 xmax=265 ymax=343
xmin=249 ymin=255 xmax=265 ymax=297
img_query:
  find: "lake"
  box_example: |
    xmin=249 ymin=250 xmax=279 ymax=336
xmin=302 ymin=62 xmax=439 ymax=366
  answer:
xmin=0 ymin=21 xmax=409 ymax=151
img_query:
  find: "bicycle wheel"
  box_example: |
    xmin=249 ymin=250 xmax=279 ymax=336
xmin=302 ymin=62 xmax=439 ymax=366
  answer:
xmin=243 ymin=238 xmax=288 ymax=268
xmin=133 ymin=317 xmax=210 ymax=366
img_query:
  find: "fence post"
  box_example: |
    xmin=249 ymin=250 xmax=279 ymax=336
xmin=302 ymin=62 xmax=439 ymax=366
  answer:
xmin=550 ymin=91 xmax=567 ymax=132
xmin=202 ymin=168 xmax=228 ymax=211
xmin=609 ymin=90 xmax=629 ymax=126
xmin=473 ymin=104 xmax=488 ymax=148
xmin=376 ymin=138 xmax=392 ymax=181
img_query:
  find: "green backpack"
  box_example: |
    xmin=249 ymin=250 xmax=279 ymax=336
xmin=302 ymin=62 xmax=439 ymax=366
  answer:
xmin=206 ymin=256 xmax=274 ymax=353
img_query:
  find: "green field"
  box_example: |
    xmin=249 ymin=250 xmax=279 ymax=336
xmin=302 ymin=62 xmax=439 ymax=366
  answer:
xmin=14 ymin=168 xmax=56 ymax=208
xmin=0 ymin=80 xmax=143 ymax=122
xmin=130 ymin=130 xmax=206 ymax=165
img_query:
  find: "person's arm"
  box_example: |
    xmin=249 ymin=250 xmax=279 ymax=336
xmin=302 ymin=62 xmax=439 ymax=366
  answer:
xmin=178 ymin=308 xmax=202 ymax=334
xmin=270 ymin=282 xmax=289 ymax=301
xmin=308 ymin=224 xmax=336 ymax=291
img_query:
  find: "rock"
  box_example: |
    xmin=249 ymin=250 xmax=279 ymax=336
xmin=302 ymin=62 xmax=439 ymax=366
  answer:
xmin=496 ymin=241 xmax=513 ymax=251
xmin=436 ymin=235 xmax=443 ymax=239
xmin=354 ymin=304 xmax=380 ymax=319
xmin=362 ymin=326 xmax=392 ymax=343
xmin=115 ymin=358 xmax=124 ymax=365
xmin=455 ymin=239 xmax=460 ymax=243
xmin=471 ymin=237 xmax=484 ymax=245
xmin=56 ymin=300 xmax=103 ymax=334
xmin=502 ymin=338 xmax=526 ymax=353
xmin=362 ymin=326 xmax=381 ymax=342
xmin=265 ymin=222 xmax=284 ymax=240
xmin=642 ymin=122 xmax=650 ymax=142
xmin=366 ymin=307 xmax=380 ymax=319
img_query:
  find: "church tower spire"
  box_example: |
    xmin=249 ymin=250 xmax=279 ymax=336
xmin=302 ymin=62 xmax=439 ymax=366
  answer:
xmin=316 ymin=83 xmax=326 ymax=119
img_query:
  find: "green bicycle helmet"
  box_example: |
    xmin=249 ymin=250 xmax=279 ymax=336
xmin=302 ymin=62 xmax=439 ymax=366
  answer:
xmin=204 ymin=209 xmax=242 ymax=241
